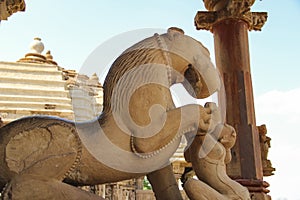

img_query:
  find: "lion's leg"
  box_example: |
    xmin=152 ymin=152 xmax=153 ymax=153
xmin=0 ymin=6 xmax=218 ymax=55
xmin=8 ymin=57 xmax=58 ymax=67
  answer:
xmin=147 ymin=164 xmax=183 ymax=200
xmin=3 ymin=174 xmax=104 ymax=200
xmin=133 ymin=103 xmax=219 ymax=153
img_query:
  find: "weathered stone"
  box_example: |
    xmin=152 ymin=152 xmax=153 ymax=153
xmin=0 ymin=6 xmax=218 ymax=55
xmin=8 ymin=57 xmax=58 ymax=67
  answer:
xmin=194 ymin=0 xmax=271 ymax=198
xmin=0 ymin=61 xmax=74 ymax=123
xmin=183 ymin=124 xmax=251 ymax=199
xmin=0 ymin=28 xmax=222 ymax=199
xmin=258 ymin=124 xmax=275 ymax=177
xmin=0 ymin=0 xmax=25 ymax=21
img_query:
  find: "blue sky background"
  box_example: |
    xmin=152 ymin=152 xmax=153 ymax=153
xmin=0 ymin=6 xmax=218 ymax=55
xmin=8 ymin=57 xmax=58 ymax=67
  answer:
xmin=1 ymin=1 xmax=300 ymax=199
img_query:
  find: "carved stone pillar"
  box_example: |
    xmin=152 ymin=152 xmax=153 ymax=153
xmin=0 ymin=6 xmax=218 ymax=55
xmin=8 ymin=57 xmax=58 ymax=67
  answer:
xmin=172 ymin=161 xmax=188 ymax=185
xmin=194 ymin=1 xmax=270 ymax=199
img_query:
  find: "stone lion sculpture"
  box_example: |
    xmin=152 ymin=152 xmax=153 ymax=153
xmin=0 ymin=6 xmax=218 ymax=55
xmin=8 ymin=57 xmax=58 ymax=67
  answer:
xmin=0 ymin=27 xmax=221 ymax=199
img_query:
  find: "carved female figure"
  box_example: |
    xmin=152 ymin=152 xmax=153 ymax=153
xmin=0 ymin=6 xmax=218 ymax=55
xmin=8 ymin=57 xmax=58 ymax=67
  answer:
xmin=184 ymin=124 xmax=251 ymax=200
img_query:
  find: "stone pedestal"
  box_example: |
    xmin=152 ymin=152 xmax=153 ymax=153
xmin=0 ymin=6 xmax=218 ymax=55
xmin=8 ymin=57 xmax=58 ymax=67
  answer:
xmin=195 ymin=0 xmax=270 ymax=199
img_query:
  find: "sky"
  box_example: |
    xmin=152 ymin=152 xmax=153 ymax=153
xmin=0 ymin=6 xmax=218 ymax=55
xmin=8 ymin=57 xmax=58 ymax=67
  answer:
xmin=1 ymin=1 xmax=300 ymax=199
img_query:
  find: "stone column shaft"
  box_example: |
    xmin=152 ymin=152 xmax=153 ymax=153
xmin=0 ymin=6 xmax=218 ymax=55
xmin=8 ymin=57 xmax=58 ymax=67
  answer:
xmin=194 ymin=1 xmax=269 ymax=198
xmin=213 ymin=18 xmax=262 ymax=179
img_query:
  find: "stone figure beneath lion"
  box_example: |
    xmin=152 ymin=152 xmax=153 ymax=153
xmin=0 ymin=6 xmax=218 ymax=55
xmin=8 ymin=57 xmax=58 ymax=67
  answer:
xmin=0 ymin=27 xmax=228 ymax=199
xmin=183 ymin=124 xmax=251 ymax=200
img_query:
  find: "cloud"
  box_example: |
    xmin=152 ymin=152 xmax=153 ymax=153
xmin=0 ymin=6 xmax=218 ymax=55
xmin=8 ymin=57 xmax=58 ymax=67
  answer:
xmin=255 ymin=88 xmax=300 ymax=200
xmin=255 ymin=88 xmax=300 ymax=117
xmin=255 ymin=88 xmax=300 ymax=144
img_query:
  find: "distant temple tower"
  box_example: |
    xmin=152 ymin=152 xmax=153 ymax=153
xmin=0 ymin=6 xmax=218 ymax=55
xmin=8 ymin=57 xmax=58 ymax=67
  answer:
xmin=0 ymin=38 xmax=103 ymax=124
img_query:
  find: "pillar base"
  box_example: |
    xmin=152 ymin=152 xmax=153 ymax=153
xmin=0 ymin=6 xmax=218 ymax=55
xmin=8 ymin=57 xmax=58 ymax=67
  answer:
xmin=251 ymin=192 xmax=272 ymax=200
xmin=235 ymin=179 xmax=271 ymax=199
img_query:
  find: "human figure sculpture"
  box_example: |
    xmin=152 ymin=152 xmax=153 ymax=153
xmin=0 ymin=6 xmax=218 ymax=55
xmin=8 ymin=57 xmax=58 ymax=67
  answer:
xmin=0 ymin=27 xmax=222 ymax=199
xmin=183 ymin=124 xmax=251 ymax=200
xmin=258 ymin=124 xmax=275 ymax=176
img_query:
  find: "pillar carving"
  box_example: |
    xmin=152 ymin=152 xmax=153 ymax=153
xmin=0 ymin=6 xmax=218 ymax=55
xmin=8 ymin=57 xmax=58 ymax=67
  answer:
xmin=258 ymin=124 xmax=275 ymax=176
xmin=195 ymin=0 xmax=267 ymax=31
xmin=0 ymin=0 xmax=25 ymax=20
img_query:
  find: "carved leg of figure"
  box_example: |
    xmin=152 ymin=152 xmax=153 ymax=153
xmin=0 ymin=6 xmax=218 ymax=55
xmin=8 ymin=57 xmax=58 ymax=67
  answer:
xmin=183 ymin=178 xmax=227 ymax=200
xmin=3 ymin=174 xmax=104 ymax=200
xmin=147 ymin=164 xmax=183 ymax=200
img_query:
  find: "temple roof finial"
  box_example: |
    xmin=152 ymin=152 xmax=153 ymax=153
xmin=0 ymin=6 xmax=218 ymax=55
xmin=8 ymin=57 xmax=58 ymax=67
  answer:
xmin=18 ymin=38 xmax=57 ymax=65
xmin=29 ymin=37 xmax=44 ymax=54
xmin=45 ymin=50 xmax=58 ymax=65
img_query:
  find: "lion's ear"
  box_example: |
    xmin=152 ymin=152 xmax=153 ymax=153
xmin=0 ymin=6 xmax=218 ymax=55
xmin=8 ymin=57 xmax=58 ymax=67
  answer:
xmin=168 ymin=27 xmax=185 ymax=35
xmin=166 ymin=27 xmax=185 ymax=40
